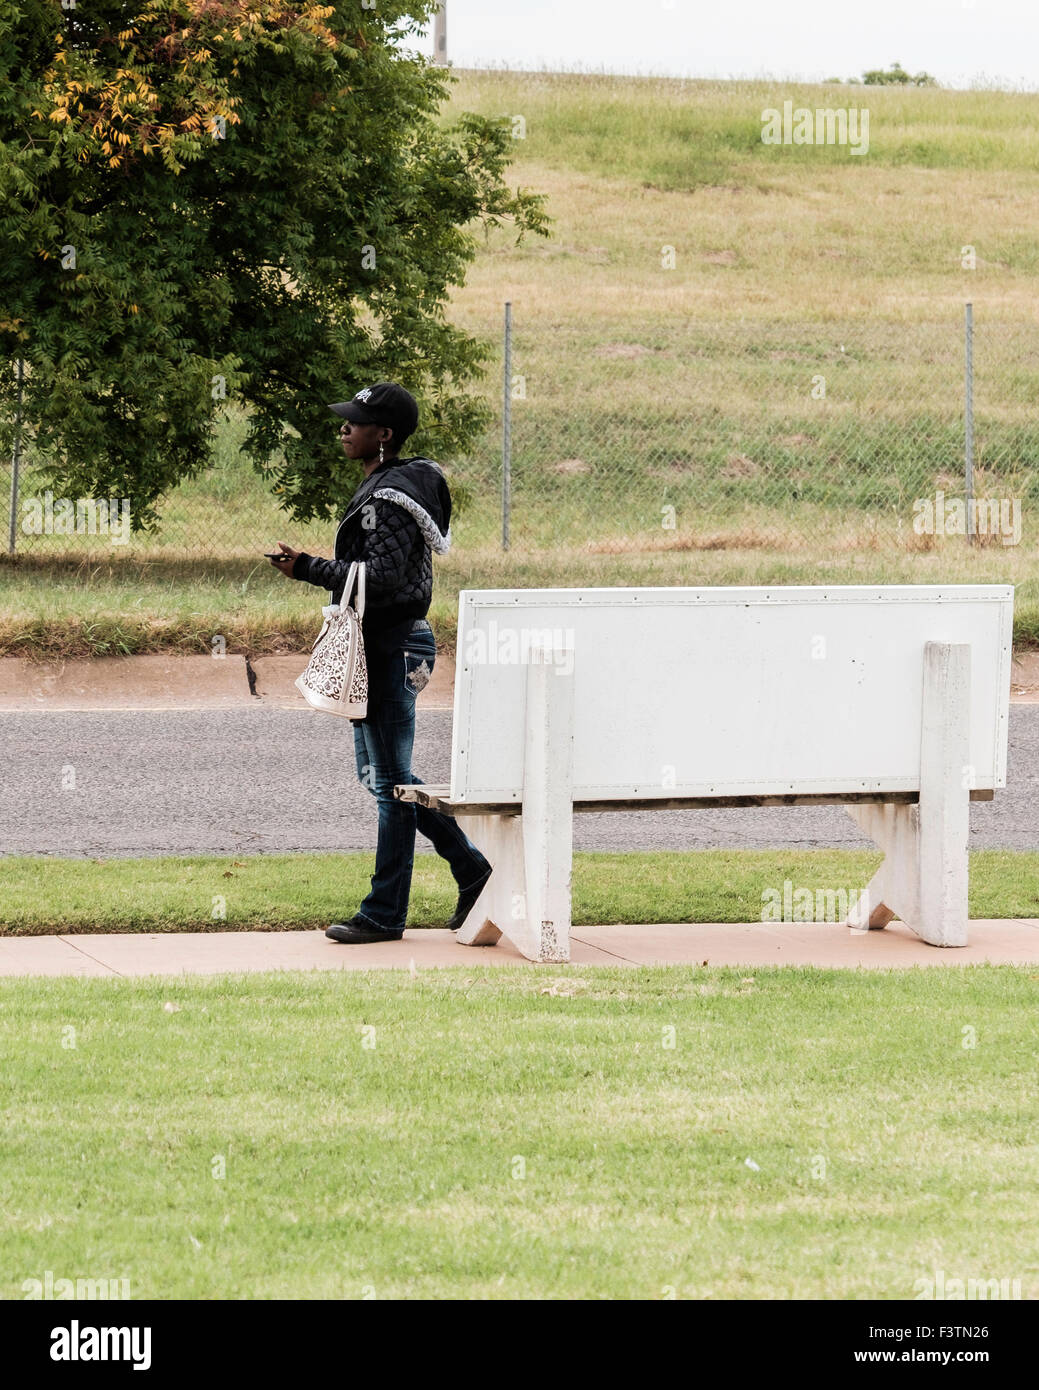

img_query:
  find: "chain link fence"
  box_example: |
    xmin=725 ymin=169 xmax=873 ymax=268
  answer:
xmin=451 ymin=303 xmax=1038 ymax=556
xmin=4 ymin=303 xmax=1037 ymax=560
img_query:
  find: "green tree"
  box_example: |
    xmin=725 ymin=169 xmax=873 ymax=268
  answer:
xmin=862 ymin=60 xmax=937 ymax=87
xmin=0 ymin=0 xmax=548 ymax=527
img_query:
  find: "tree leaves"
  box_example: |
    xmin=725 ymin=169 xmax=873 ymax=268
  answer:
xmin=0 ymin=1 xmax=550 ymax=526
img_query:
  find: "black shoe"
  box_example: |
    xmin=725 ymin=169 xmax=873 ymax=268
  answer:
xmin=445 ymin=866 xmax=492 ymax=932
xmin=326 ymin=916 xmax=404 ymax=944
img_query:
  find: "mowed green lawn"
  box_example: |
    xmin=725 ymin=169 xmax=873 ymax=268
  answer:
xmin=2 ymin=965 xmax=1037 ymax=1300
xmin=3 ymin=849 xmax=1039 ymax=934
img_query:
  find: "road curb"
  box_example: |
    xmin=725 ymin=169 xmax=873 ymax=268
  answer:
xmin=0 ymin=650 xmax=1033 ymax=712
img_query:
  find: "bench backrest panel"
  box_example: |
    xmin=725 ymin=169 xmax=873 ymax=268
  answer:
xmin=450 ymin=585 xmax=1013 ymax=803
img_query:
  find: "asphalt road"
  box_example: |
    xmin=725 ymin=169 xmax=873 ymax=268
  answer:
xmin=2 ymin=706 xmax=1038 ymax=857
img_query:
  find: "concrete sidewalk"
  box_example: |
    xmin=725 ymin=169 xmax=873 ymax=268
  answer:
xmin=3 ymin=920 xmax=1039 ymax=977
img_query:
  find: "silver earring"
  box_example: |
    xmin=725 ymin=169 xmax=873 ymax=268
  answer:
xmin=379 ymin=441 xmax=385 ymax=465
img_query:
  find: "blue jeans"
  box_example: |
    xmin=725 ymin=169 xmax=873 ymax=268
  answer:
xmin=352 ymin=619 xmax=490 ymax=932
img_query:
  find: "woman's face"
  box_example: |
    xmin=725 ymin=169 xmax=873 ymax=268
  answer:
xmin=338 ymin=419 xmax=391 ymax=462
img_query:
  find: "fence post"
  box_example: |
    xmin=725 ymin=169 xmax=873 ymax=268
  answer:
xmin=964 ymin=302 xmax=974 ymax=546
xmin=502 ymin=301 xmax=512 ymax=552
xmin=7 ymin=357 xmax=24 ymax=556
xmin=432 ymin=2 xmax=447 ymax=65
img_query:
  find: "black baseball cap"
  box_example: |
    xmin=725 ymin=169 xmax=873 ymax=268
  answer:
xmin=329 ymin=382 xmax=419 ymax=442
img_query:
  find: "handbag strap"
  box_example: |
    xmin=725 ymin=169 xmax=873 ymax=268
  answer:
xmin=341 ymin=560 xmax=366 ymax=620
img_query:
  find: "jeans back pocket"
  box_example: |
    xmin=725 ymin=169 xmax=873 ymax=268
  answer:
xmin=403 ymin=642 xmax=435 ymax=695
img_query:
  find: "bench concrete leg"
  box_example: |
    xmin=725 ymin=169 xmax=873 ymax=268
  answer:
xmin=453 ymin=645 xmax=575 ymax=963
xmin=844 ymin=642 xmax=971 ymax=947
xmin=518 ymin=647 xmax=575 ymax=963
xmin=454 ymin=812 xmax=511 ymax=948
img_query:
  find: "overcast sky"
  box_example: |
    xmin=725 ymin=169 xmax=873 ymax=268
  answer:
xmin=413 ymin=0 xmax=1039 ymax=90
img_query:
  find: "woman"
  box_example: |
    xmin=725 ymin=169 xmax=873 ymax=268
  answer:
xmin=270 ymin=382 xmax=491 ymax=943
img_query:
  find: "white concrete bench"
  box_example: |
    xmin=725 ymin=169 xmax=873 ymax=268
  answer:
xmin=396 ymin=585 xmax=1013 ymax=962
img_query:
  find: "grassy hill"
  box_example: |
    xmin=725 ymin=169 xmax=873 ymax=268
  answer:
xmin=435 ymin=72 xmax=1038 ymax=638
xmin=447 ymin=72 xmax=1039 ymax=299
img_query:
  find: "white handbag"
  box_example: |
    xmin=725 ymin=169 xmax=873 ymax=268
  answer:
xmin=294 ymin=561 xmax=369 ymax=720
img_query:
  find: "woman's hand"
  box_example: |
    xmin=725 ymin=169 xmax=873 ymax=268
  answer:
xmin=269 ymin=543 xmax=300 ymax=576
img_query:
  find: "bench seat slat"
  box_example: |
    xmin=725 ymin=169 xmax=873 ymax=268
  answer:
xmin=394 ymin=785 xmax=994 ymax=815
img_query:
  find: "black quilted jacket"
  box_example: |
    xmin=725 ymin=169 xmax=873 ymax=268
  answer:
xmin=292 ymin=455 xmax=452 ymax=657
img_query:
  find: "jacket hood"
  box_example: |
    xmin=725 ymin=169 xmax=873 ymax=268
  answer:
xmin=350 ymin=456 xmax=452 ymax=555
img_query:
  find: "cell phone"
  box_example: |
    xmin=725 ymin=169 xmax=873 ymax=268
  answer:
xmin=264 ymin=552 xmax=289 ymax=561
